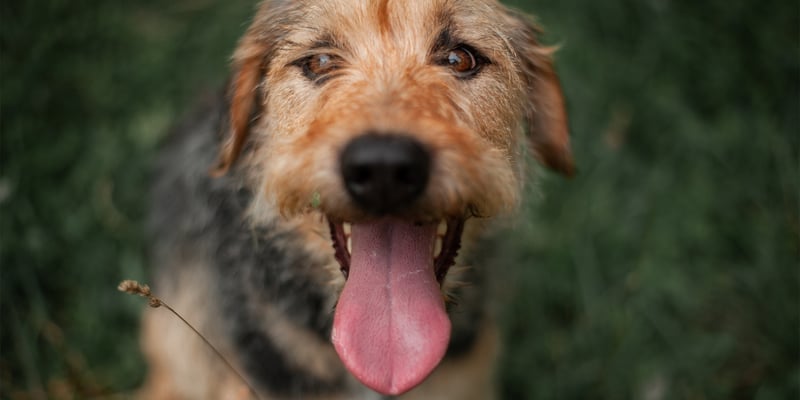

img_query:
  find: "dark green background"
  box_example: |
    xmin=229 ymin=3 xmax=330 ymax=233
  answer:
xmin=2 ymin=0 xmax=797 ymax=398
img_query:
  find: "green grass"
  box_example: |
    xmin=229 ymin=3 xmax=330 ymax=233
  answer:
xmin=2 ymin=0 xmax=797 ymax=398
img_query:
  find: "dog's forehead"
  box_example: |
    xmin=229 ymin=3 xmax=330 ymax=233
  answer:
xmin=272 ymin=0 xmax=514 ymax=55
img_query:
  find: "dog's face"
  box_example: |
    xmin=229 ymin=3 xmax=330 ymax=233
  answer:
xmin=213 ymin=0 xmax=572 ymax=395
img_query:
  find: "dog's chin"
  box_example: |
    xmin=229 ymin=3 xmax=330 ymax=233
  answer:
xmin=325 ymin=215 xmax=464 ymax=395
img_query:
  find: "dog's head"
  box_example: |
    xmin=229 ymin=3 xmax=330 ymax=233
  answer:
xmin=212 ymin=0 xmax=572 ymax=395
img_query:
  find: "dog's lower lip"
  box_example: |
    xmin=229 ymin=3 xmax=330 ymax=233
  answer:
xmin=433 ymin=218 xmax=464 ymax=284
xmin=329 ymin=220 xmax=351 ymax=279
xmin=327 ymin=218 xmax=463 ymax=286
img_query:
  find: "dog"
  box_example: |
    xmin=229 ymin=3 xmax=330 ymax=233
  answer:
xmin=140 ymin=0 xmax=573 ymax=398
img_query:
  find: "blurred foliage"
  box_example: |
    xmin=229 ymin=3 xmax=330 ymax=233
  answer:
xmin=1 ymin=0 xmax=797 ymax=399
xmin=501 ymin=0 xmax=799 ymax=399
xmin=1 ymin=0 xmax=254 ymax=396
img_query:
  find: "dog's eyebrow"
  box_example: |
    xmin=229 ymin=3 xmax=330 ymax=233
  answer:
xmin=309 ymin=31 xmax=349 ymax=52
xmin=432 ymin=26 xmax=454 ymax=53
xmin=310 ymin=39 xmax=334 ymax=50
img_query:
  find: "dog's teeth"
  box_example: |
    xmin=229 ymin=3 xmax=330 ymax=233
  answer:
xmin=434 ymin=237 xmax=442 ymax=257
xmin=347 ymin=237 xmax=352 ymax=253
xmin=343 ymin=222 xmax=352 ymax=235
xmin=437 ymin=220 xmax=447 ymax=236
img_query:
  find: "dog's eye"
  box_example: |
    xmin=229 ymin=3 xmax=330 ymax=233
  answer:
xmin=442 ymin=46 xmax=485 ymax=78
xmin=299 ymin=53 xmax=341 ymax=81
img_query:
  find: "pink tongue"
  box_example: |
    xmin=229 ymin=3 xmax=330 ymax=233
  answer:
xmin=332 ymin=219 xmax=451 ymax=395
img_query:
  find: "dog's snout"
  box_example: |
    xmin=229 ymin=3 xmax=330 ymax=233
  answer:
xmin=340 ymin=133 xmax=431 ymax=214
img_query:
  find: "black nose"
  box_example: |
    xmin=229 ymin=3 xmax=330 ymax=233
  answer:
xmin=340 ymin=133 xmax=431 ymax=214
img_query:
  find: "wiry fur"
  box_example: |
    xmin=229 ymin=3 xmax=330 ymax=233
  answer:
xmin=141 ymin=0 xmax=572 ymax=398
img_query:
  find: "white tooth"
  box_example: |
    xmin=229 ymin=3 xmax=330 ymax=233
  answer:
xmin=343 ymin=222 xmax=352 ymax=235
xmin=347 ymin=237 xmax=352 ymax=253
xmin=434 ymin=237 xmax=443 ymax=257
xmin=437 ymin=220 xmax=447 ymax=235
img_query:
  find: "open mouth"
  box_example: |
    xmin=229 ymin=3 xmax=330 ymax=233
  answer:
xmin=328 ymin=218 xmax=464 ymax=285
xmin=326 ymin=217 xmax=465 ymax=395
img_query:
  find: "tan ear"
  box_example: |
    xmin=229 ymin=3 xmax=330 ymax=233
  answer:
xmin=210 ymin=37 xmax=268 ymax=176
xmin=511 ymin=14 xmax=575 ymax=176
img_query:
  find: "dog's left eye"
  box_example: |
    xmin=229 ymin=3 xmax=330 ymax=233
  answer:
xmin=298 ymin=53 xmax=341 ymax=82
xmin=440 ymin=46 xmax=486 ymax=78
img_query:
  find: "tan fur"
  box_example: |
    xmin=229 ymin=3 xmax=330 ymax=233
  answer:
xmin=144 ymin=0 xmax=571 ymax=398
xmin=139 ymin=260 xmax=243 ymax=399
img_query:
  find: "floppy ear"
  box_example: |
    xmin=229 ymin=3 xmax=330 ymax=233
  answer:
xmin=511 ymin=14 xmax=575 ymax=176
xmin=210 ymin=34 xmax=269 ymax=176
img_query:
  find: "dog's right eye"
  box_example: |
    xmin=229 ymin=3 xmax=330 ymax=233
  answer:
xmin=297 ymin=53 xmax=342 ymax=82
xmin=437 ymin=45 xmax=488 ymax=79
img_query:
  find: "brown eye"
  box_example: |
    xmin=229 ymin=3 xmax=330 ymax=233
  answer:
xmin=447 ymin=48 xmax=474 ymax=72
xmin=299 ymin=53 xmax=341 ymax=82
xmin=440 ymin=45 xmax=486 ymax=79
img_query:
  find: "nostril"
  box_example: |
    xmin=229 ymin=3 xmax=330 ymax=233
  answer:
xmin=395 ymin=167 xmax=413 ymax=185
xmin=339 ymin=133 xmax=431 ymax=214
xmin=394 ymin=164 xmax=425 ymax=188
xmin=349 ymin=166 xmax=373 ymax=185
